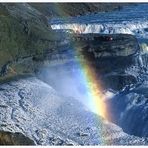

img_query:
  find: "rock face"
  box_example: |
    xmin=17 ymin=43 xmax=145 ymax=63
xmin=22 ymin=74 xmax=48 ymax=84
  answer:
xmin=46 ymin=33 xmax=142 ymax=91
xmin=74 ymin=34 xmax=140 ymax=75
xmin=0 ymin=3 xmax=60 ymax=81
xmin=74 ymin=34 xmax=140 ymax=57
xmin=0 ymin=77 xmax=147 ymax=145
xmin=0 ymin=131 xmax=35 ymax=145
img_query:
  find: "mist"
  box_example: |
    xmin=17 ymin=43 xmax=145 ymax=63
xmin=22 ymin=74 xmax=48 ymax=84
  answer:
xmin=37 ymin=62 xmax=96 ymax=112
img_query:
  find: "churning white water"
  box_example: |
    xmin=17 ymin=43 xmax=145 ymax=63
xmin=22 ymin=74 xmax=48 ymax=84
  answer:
xmin=50 ymin=4 xmax=148 ymax=53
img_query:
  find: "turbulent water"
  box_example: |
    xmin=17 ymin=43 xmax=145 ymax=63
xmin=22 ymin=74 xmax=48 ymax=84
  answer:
xmin=50 ymin=4 xmax=148 ymax=50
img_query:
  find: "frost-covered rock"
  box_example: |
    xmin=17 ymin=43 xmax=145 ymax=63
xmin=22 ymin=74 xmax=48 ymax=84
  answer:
xmin=0 ymin=77 xmax=147 ymax=145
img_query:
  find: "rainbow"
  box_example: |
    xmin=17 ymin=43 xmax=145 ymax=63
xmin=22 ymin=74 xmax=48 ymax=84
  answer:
xmin=50 ymin=4 xmax=113 ymax=144
xmin=74 ymin=48 xmax=109 ymax=120
xmin=51 ymin=4 xmax=110 ymax=121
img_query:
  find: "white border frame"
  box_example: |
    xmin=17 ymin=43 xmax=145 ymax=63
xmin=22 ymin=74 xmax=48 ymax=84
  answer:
xmin=0 ymin=0 xmax=148 ymax=3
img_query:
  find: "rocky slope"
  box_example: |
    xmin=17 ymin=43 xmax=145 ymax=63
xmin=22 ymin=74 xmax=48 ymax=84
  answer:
xmin=0 ymin=3 xmax=61 ymax=81
xmin=0 ymin=3 xmax=131 ymax=82
xmin=0 ymin=77 xmax=147 ymax=145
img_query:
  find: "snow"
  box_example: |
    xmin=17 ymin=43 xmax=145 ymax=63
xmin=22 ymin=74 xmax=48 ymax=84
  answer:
xmin=0 ymin=77 xmax=147 ymax=145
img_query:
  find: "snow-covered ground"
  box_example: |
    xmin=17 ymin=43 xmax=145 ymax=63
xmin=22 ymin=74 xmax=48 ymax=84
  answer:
xmin=0 ymin=77 xmax=147 ymax=145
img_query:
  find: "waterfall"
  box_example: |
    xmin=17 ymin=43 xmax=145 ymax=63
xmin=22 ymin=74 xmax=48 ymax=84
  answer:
xmin=51 ymin=21 xmax=148 ymax=39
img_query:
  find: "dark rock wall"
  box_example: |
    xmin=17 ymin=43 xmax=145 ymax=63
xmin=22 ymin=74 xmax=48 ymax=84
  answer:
xmin=0 ymin=3 xmax=59 ymax=81
xmin=72 ymin=34 xmax=141 ymax=90
xmin=0 ymin=131 xmax=35 ymax=145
